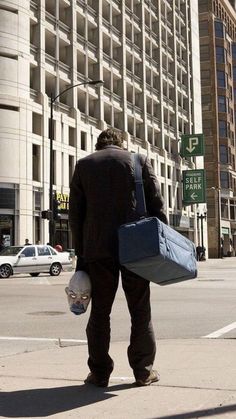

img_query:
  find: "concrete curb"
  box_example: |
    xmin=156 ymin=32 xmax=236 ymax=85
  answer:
xmin=1 ymin=339 xmax=236 ymax=418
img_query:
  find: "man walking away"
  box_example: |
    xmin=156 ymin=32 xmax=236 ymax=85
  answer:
xmin=69 ymin=128 xmax=167 ymax=387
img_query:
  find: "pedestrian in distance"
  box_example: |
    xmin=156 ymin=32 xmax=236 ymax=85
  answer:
xmin=196 ymin=245 xmax=206 ymax=261
xmin=196 ymin=245 xmax=202 ymax=261
xmin=54 ymin=244 xmax=63 ymax=252
xmin=24 ymin=238 xmax=31 ymax=246
xmin=69 ymin=128 xmax=167 ymax=388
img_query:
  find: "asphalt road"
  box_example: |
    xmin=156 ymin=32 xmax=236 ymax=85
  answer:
xmin=0 ymin=258 xmax=235 ymax=356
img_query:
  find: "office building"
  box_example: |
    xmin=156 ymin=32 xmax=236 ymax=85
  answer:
xmin=0 ymin=0 xmax=205 ymax=250
xmin=199 ymin=0 xmax=236 ymax=257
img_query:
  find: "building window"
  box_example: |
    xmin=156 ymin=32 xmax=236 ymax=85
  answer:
xmin=167 ymin=166 xmax=171 ymax=179
xmin=0 ymin=188 xmax=15 ymax=209
xmin=161 ymin=163 xmax=165 ymax=177
xmin=214 ymin=20 xmax=224 ymax=38
xmin=69 ymin=155 xmax=75 ymax=183
xmin=201 ymin=95 xmax=212 ymax=111
xmin=232 ymin=43 xmax=236 ymax=59
xmin=34 ymin=191 xmax=41 ymax=211
xmin=0 ymin=104 xmax=19 ymax=111
xmin=61 ymin=122 xmax=64 ymax=142
xmin=81 ymin=131 xmax=87 ymax=150
xmin=233 ymin=66 xmax=236 ymax=79
xmin=218 ymin=96 xmax=226 ymax=112
xmin=176 ymin=188 xmax=181 ymax=210
xmin=168 ymin=185 xmax=172 ymax=208
xmin=220 ymin=145 xmax=228 ymax=163
xmin=34 ymin=216 xmax=40 ymax=244
xmin=221 ymin=199 xmax=229 ymax=219
xmin=220 ymin=172 xmax=229 ymax=189
xmin=32 ymin=113 xmax=42 ymax=136
xmin=227 ymin=122 xmax=230 ymax=138
xmin=216 ymin=46 xmax=225 ymax=63
xmin=219 ymin=120 xmax=227 ymax=137
xmin=32 ymin=144 xmax=40 ymax=181
xmin=230 ymin=200 xmax=235 ymax=220
xmin=0 ymin=215 xmax=14 ymax=246
xmin=217 ymin=70 xmax=226 ymax=87
xmin=69 ymin=126 xmax=76 ymax=147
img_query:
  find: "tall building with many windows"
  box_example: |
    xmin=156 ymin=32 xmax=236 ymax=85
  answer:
xmin=199 ymin=0 xmax=236 ymax=257
xmin=229 ymin=0 xmax=236 ymax=9
xmin=0 ymin=0 xmax=205 ymax=251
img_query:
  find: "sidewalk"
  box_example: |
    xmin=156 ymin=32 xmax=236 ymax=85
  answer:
xmin=1 ymin=338 xmax=236 ymax=418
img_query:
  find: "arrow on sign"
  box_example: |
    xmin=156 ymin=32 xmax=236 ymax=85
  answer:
xmin=186 ymin=137 xmax=199 ymax=153
xmin=190 ymin=192 xmax=198 ymax=200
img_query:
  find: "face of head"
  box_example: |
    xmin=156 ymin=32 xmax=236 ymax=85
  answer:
xmin=95 ymin=128 xmax=124 ymax=150
xmin=65 ymin=287 xmax=91 ymax=315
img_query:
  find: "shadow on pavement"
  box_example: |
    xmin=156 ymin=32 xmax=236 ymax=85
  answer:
xmin=0 ymin=383 xmax=133 ymax=417
xmin=155 ymin=403 xmax=236 ymax=419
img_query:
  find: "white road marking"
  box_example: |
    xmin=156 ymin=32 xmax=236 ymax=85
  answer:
xmin=203 ymin=321 xmax=236 ymax=338
xmin=0 ymin=336 xmax=87 ymax=344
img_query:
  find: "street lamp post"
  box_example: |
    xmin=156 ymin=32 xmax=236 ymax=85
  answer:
xmin=218 ymin=188 xmax=222 ymax=258
xmin=48 ymin=79 xmax=103 ymax=245
xmin=197 ymin=210 xmax=207 ymax=257
xmin=209 ymin=187 xmax=221 ymax=258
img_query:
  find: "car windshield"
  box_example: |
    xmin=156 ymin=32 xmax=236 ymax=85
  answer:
xmin=0 ymin=246 xmax=23 ymax=256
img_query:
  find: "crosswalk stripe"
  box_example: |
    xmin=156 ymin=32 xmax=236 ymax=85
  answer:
xmin=202 ymin=322 xmax=236 ymax=338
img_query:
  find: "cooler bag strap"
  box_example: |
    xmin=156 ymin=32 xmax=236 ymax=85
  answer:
xmin=131 ymin=153 xmax=147 ymax=218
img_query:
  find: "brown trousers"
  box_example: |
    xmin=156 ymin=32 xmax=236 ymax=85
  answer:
xmin=86 ymin=258 xmax=156 ymax=380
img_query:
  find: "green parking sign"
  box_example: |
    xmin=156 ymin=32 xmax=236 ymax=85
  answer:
xmin=181 ymin=134 xmax=205 ymax=157
xmin=183 ymin=170 xmax=206 ymax=204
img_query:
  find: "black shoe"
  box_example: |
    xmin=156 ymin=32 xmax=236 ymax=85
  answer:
xmin=84 ymin=372 xmax=109 ymax=388
xmin=135 ymin=370 xmax=160 ymax=387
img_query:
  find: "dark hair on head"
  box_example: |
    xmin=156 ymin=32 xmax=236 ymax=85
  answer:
xmin=95 ymin=128 xmax=124 ymax=150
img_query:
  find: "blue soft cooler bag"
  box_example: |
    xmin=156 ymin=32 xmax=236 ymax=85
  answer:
xmin=118 ymin=154 xmax=197 ymax=285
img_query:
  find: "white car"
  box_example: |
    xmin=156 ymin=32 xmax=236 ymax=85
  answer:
xmin=0 ymin=245 xmax=72 ymax=278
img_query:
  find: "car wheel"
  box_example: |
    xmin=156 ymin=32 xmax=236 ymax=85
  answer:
xmin=30 ymin=273 xmax=40 ymax=277
xmin=50 ymin=263 xmax=62 ymax=276
xmin=0 ymin=264 xmax=12 ymax=278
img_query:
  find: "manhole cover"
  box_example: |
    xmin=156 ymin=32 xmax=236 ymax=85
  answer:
xmin=27 ymin=311 xmax=66 ymax=316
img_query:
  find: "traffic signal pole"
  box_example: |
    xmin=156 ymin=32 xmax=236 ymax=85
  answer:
xmin=49 ymin=93 xmax=54 ymax=245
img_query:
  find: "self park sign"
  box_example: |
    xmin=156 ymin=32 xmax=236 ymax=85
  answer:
xmin=182 ymin=169 xmax=206 ymax=205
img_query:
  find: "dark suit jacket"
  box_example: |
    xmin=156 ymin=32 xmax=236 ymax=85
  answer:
xmin=69 ymin=145 xmax=167 ymax=263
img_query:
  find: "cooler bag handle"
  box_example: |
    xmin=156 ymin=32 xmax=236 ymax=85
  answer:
xmin=131 ymin=153 xmax=147 ymax=218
